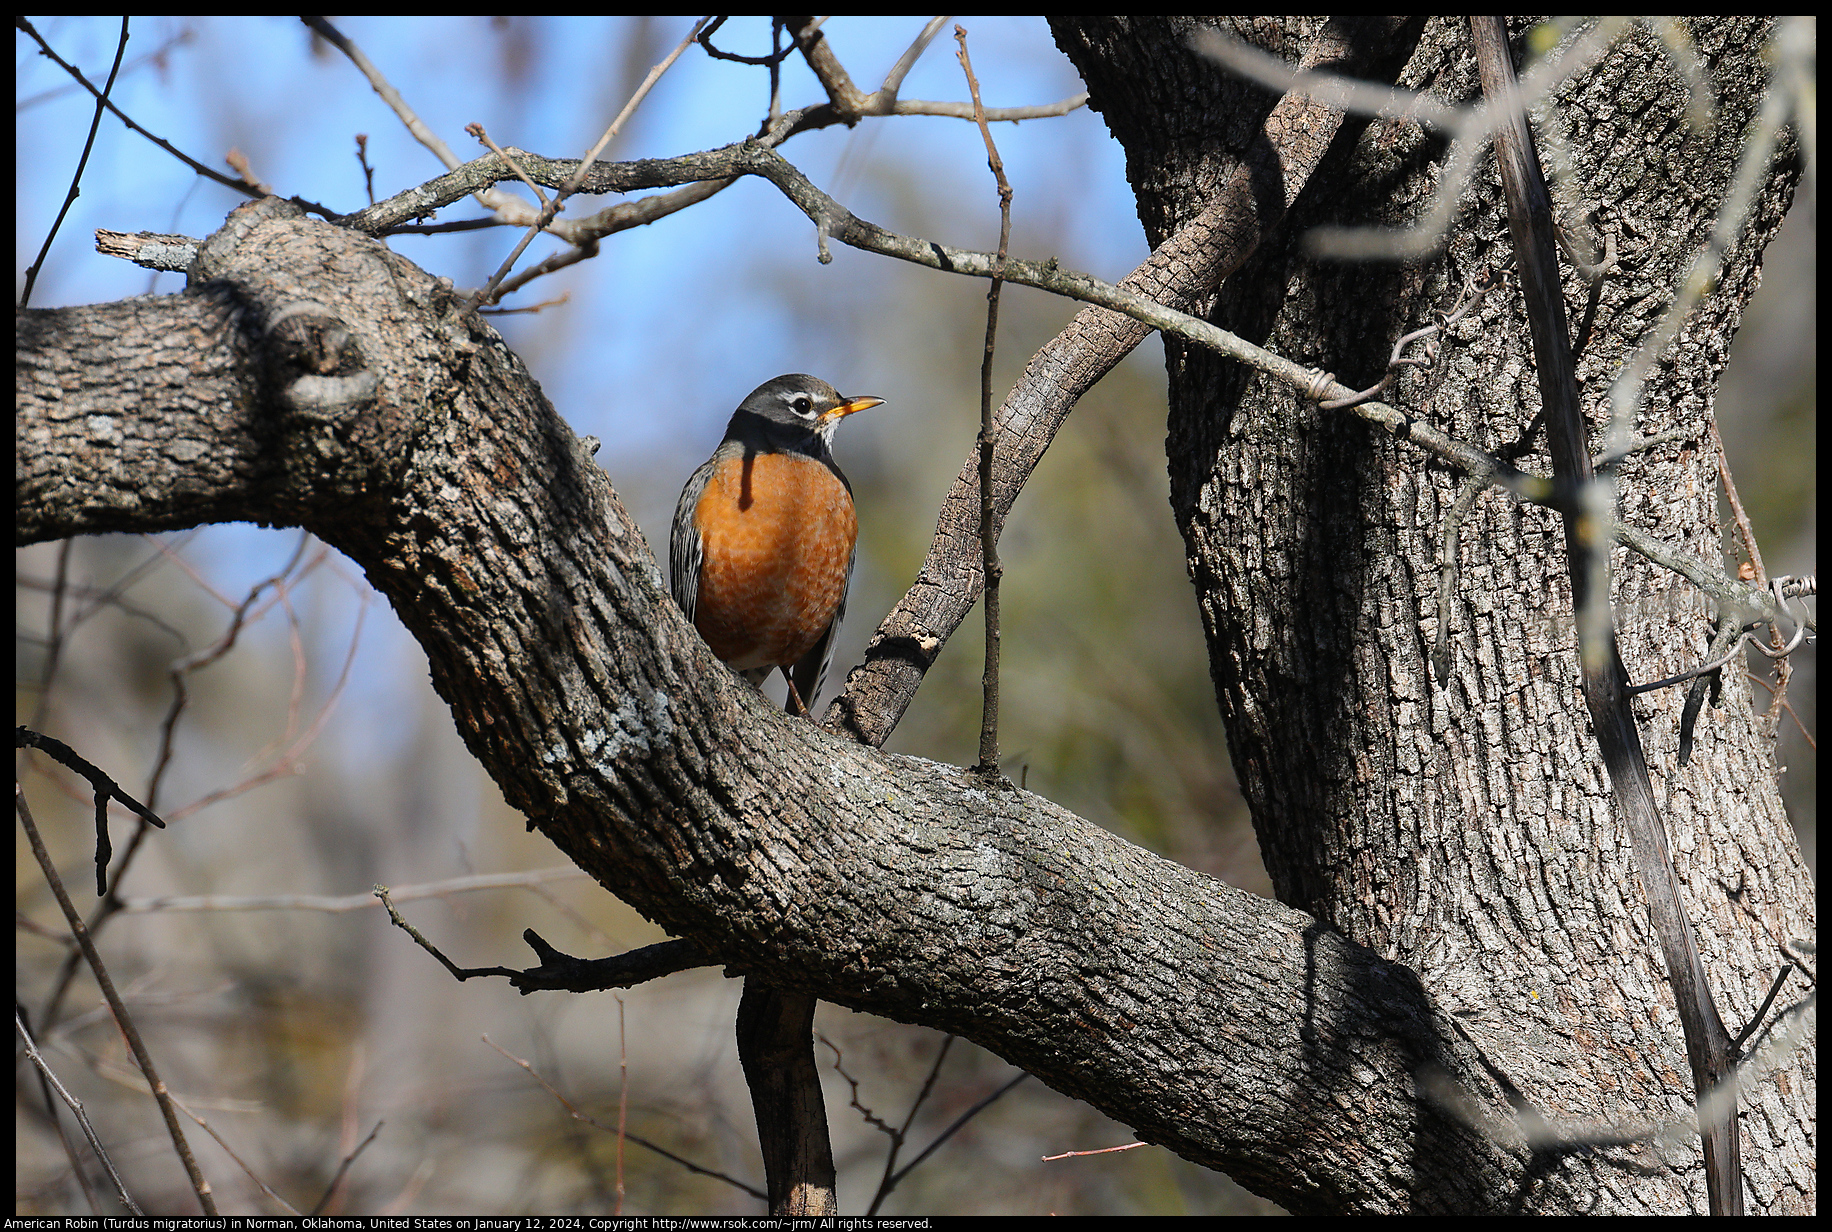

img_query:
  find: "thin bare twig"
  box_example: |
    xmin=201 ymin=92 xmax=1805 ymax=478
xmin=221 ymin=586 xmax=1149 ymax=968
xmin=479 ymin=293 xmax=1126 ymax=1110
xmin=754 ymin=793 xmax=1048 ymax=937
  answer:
xmin=889 ymin=94 xmax=1089 ymax=121
xmin=16 ymin=785 xmax=218 ymax=1215
xmin=814 ymin=1031 xmax=974 ymax=1216
xmin=15 ymin=1008 xmax=143 ymax=1215
xmin=567 ymin=20 xmax=707 ymax=194
xmin=164 ymin=1089 xmax=304 ymax=1216
xmin=308 ymin=1119 xmax=384 ymax=1216
xmin=1627 ymin=622 xmax=1758 ymax=699
xmin=1730 ymin=965 xmax=1794 ymax=1054
xmin=301 ymin=17 xmax=466 ymax=172
xmin=20 ymin=16 xmax=128 ymax=308
xmin=17 ymin=18 xmax=296 ymax=212
xmin=27 ymin=541 xmax=74 ymax=733
xmin=304 ymin=14 xmax=583 ymax=257
xmin=1744 ymin=674 xmax=1818 ymax=752
xmin=1042 ymin=1140 xmax=1148 ymax=1161
xmin=881 ymin=17 xmax=950 ymax=102
xmin=481 ymin=1035 xmax=767 ymax=1201
xmin=374 ymin=889 xmax=709 ymax=993
xmin=159 ymin=594 xmax=368 ymax=826
xmin=15 ymin=729 xmax=166 ymax=897
xmin=17 ymin=24 xmax=194 ymax=112
xmin=957 ymin=25 xmax=1013 ymax=781
xmin=698 ymin=16 xmax=788 ymax=67
xmin=467 ymin=123 xmax=549 ymax=205
xmin=783 ymin=16 xmax=1087 ymax=125
xmin=354 ymin=133 xmax=376 ymax=206
xmin=120 ymin=865 xmax=589 ymax=913
xmin=1709 ymin=415 xmax=1793 ymax=721
xmin=884 ymin=1073 xmax=1029 ymax=1197
xmin=817 ymin=1035 xmax=902 ymax=1143
xmin=148 ymin=532 xmax=318 ymax=812
xmin=373 ymin=885 xmax=502 ymax=983
xmin=615 ymin=996 xmax=628 ymax=1215
xmin=465 ymin=17 xmax=708 ymax=313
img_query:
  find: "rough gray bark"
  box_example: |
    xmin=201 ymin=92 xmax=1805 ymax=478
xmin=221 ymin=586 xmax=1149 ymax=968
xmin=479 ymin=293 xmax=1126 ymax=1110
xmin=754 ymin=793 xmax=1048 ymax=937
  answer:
xmin=737 ymin=984 xmax=838 ymax=1214
xmin=1055 ymin=14 xmax=1812 ymax=1214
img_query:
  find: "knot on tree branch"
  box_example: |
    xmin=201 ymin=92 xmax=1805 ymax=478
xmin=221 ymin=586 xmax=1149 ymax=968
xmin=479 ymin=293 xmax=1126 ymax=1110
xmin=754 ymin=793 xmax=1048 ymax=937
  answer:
xmin=261 ymin=301 xmax=378 ymax=418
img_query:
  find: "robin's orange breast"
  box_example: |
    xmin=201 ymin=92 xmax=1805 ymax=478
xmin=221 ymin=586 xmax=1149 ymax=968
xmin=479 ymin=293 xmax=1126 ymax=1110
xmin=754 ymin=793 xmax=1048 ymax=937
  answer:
xmin=691 ymin=450 xmax=857 ymax=673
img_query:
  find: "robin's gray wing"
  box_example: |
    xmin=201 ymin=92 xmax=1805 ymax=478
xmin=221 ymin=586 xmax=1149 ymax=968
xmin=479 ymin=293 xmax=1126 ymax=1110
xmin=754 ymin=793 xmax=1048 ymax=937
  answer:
xmin=669 ymin=456 xmax=719 ymax=624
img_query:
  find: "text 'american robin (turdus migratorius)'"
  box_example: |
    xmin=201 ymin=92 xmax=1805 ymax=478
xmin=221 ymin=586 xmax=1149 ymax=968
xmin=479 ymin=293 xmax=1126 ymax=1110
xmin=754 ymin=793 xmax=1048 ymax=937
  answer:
xmin=670 ymin=374 xmax=885 ymax=716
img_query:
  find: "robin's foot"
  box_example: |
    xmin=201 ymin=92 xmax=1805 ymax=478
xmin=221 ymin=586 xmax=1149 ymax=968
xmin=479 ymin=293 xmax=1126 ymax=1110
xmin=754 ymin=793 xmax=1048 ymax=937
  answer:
xmin=782 ymin=670 xmax=812 ymax=719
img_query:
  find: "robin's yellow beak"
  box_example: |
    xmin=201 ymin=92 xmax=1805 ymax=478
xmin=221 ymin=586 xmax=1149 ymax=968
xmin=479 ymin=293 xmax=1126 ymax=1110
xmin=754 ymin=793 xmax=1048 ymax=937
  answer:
xmin=826 ymin=395 xmax=885 ymax=421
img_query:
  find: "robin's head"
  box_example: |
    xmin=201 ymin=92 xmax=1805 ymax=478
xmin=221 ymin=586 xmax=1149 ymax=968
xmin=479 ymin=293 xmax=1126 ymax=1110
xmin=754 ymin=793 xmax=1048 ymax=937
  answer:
xmin=732 ymin=374 xmax=885 ymax=446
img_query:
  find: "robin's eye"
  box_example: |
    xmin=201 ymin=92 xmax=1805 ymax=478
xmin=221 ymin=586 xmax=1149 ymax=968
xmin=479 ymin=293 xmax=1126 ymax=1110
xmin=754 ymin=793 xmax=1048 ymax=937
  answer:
xmin=791 ymin=396 xmax=814 ymax=416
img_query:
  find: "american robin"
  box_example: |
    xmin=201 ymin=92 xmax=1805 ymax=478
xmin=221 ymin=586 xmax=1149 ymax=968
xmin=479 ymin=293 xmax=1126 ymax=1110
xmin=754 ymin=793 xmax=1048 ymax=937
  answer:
xmin=670 ymin=374 xmax=885 ymax=716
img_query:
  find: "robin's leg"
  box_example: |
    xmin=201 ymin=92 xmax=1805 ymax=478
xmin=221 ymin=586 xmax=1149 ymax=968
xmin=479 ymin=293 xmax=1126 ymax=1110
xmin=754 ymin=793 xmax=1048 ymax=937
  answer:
xmin=780 ymin=669 xmax=811 ymax=719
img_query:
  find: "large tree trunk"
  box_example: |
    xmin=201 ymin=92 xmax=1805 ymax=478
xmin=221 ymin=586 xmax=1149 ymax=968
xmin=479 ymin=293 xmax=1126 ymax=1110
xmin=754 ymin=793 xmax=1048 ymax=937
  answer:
xmin=1056 ymin=15 xmax=1813 ymax=1214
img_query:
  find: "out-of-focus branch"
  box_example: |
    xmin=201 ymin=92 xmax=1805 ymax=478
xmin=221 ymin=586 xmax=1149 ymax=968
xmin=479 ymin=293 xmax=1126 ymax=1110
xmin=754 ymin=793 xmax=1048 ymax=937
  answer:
xmin=16 ymin=785 xmax=217 ymax=1215
xmin=1471 ymin=17 xmax=1743 ymax=1215
xmin=118 ymin=865 xmax=590 ymax=913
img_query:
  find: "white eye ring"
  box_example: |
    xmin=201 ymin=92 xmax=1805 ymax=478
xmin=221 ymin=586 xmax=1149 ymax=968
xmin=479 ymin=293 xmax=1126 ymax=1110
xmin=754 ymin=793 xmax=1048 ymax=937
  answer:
xmin=791 ymin=395 xmax=814 ymax=416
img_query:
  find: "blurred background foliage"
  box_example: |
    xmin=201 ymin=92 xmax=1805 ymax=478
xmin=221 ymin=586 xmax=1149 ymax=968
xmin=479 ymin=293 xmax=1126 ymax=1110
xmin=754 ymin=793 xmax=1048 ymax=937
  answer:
xmin=16 ymin=15 xmax=1810 ymax=1217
